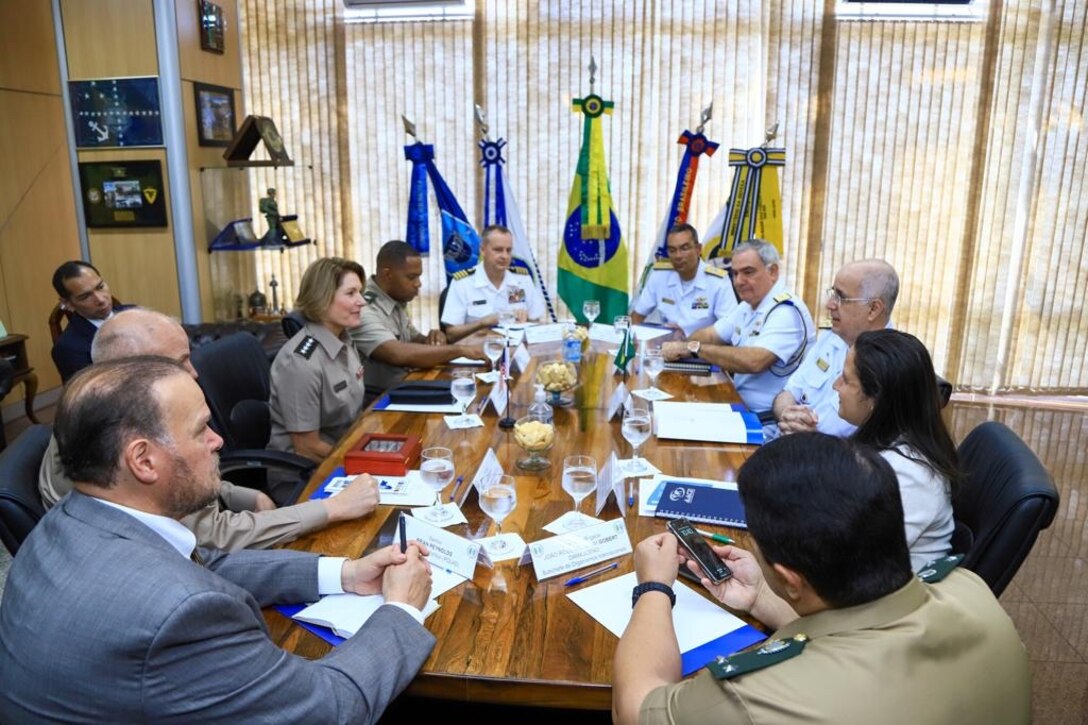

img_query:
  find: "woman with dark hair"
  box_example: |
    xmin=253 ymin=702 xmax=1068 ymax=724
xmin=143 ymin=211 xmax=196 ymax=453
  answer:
xmin=833 ymin=329 xmax=960 ymax=571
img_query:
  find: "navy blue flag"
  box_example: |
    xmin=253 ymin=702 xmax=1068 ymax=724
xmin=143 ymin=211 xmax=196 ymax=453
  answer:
xmin=404 ymin=141 xmax=480 ymax=281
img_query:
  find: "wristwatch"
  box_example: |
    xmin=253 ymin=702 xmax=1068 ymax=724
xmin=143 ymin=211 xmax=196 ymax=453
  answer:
xmin=686 ymin=340 xmax=701 ymax=356
xmin=632 ymin=581 xmax=676 ymax=608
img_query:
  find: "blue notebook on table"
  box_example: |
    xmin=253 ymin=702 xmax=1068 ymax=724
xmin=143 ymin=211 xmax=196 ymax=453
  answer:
xmin=653 ymin=480 xmax=747 ymax=529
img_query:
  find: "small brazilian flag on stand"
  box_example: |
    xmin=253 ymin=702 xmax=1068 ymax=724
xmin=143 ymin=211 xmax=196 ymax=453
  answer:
xmin=557 ymin=89 xmax=629 ymax=323
xmin=614 ymin=327 xmax=636 ymax=374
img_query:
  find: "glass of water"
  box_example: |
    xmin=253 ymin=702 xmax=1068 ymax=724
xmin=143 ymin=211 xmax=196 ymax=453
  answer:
xmin=497 ymin=306 xmax=516 ymax=342
xmin=613 ymin=315 xmax=631 ymax=341
xmin=483 ymin=335 xmax=504 ymax=372
xmin=451 ymin=370 xmax=476 ymax=422
xmin=562 ymin=455 xmax=597 ymax=526
xmin=420 ymin=447 xmax=455 ymax=514
xmin=644 ymin=348 xmax=665 ymax=390
xmin=479 ymin=474 xmax=518 ymax=551
xmin=621 ymin=407 xmax=653 ymax=475
xmin=583 ymin=299 xmax=600 ymax=326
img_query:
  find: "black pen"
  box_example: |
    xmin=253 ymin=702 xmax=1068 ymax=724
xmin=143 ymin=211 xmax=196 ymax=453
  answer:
xmin=564 ymin=561 xmax=619 ymax=587
xmin=448 ymin=475 xmax=465 ymax=502
xmin=398 ymin=514 xmax=407 ymax=554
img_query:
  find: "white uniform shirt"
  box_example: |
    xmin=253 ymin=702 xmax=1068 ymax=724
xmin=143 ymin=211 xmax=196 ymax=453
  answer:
xmin=881 ymin=444 xmax=954 ymax=573
xmin=712 ymin=280 xmax=816 ymax=413
xmin=781 ymin=329 xmax=855 ymax=437
xmin=440 ymin=265 xmax=544 ymax=326
xmin=633 ymin=260 xmax=738 ymax=337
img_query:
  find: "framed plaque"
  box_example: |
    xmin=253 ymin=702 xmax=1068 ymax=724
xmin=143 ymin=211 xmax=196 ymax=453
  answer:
xmin=198 ymin=0 xmax=225 ymax=54
xmin=78 ymin=160 xmax=168 ymax=228
xmin=193 ymin=82 xmax=236 ymax=146
xmin=69 ymin=77 xmax=163 ymax=148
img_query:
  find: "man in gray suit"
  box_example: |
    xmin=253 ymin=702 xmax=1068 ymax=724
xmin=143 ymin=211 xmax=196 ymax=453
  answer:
xmin=0 ymin=357 xmax=435 ymax=722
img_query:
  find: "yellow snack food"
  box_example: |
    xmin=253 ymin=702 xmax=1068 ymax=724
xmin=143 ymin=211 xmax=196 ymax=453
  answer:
xmin=514 ymin=420 xmax=555 ymax=451
xmin=536 ymin=361 xmax=577 ymax=391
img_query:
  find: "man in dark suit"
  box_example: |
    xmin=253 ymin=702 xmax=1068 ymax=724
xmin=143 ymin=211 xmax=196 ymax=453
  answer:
xmin=0 ymin=357 xmax=435 ymax=722
xmin=49 ymin=260 xmax=132 ymax=382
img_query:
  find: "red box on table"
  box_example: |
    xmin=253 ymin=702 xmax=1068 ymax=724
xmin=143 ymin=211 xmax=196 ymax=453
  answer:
xmin=343 ymin=433 xmax=422 ymax=476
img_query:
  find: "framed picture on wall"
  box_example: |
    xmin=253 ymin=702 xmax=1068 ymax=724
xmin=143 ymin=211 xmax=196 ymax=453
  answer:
xmin=69 ymin=77 xmax=163 ymax=148
xmin=193 ymin=82 xmax=236 ymax=147
xmin=198 ymin=0 xmax=225 ymax=54
xmin=78 ymin=160 xmax=168 ymax=228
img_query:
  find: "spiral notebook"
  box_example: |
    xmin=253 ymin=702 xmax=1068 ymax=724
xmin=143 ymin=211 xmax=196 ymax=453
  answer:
xmin=653 ymin=480 xmax=747 ymax=528
xmin=663 ymin=356 xmax=718 ymax=375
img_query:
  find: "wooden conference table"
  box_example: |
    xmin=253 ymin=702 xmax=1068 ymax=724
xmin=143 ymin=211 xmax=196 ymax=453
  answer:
xmin=264 ymin=338 xmax=758 ymax=710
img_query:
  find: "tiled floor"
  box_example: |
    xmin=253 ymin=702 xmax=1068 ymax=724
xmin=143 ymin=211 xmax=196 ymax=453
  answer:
xmin=2 ymin=397 xmax=1086 ymax=722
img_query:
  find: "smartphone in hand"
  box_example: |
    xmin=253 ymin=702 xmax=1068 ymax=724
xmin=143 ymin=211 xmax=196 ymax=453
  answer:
xmin=667 ymin=517 xmax=733 ymax=584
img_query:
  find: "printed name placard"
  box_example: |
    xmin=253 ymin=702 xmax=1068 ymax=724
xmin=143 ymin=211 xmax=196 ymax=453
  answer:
xmin=528 ymin=519 xmax=632 ymax=581
xmin=395 ymin=513 xmax=480 ymax=580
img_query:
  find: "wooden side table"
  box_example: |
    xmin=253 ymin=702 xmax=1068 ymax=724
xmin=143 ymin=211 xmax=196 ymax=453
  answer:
xmin=0 ymin=334 xmax=40 ymax=432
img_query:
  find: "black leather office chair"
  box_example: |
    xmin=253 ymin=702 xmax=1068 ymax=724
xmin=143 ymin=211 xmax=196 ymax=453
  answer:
xmin=191 ymin=332 xmax=315 ymax=507
xmin=936 ymin=374 xmax=953 ymax=407
xmin=0 ymin=424 xmax=52 ymax=555
xmin=437 ymin=286 xmax=450 ymax=331
xmin=951 ymin=421 xmax=1059 ymax=596
xmin=281 ymin=310 xmax=306 ymax=340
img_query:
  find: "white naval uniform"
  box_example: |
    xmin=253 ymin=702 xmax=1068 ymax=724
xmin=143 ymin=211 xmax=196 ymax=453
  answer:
xmin=632 ymin=260 xmax=738 ymax=337
xmin=712 ymin=280 xmax=816 ymax=413
xmin=440 ymin=265 xmax=544 ymax=326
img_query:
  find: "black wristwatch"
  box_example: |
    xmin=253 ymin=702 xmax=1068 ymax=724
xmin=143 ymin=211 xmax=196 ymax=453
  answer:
xmin=632 ymin=581 xmax=676 ymax=608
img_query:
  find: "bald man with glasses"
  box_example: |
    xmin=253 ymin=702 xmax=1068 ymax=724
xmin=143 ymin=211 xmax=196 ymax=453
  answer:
xmin=770 ymin=259 xmax=899 ymax=437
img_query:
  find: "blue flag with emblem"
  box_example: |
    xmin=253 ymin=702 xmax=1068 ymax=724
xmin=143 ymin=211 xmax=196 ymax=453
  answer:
xmin=479 ymin=136 xmax=558 ymax=322
xmin=404 ymin=141 xmax=480 ymax=281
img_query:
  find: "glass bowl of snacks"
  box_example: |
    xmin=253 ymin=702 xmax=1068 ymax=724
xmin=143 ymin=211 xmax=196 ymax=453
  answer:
xmin=535 ymin=360 xmax=578 ymax=406
xmin=513 ymin=416 xmax=556 ymax=470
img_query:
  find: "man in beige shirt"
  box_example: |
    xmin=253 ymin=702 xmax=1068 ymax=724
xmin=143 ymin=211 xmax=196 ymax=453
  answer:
xmin=613 ymin=432 xmax=1030 ymax=724
xmin=39 ymin=308 xmax=379 ymax=551
xmin=349 ymin=240 xmax=486 ymax=395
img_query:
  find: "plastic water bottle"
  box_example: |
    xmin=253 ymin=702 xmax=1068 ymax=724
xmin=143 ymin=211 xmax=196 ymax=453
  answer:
xmin=563 ymin=323 xmax=582 ymax=363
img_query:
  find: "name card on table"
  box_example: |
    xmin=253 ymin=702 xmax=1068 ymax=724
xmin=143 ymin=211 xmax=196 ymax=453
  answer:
xmin=481 ymin=369 xmax=509 ymax=416
xmin=395 ymin=512 xmax=480 ymax=580
xmin=512 ymin=342 xmax=532 ymax=373
xmin=457 ymin=447 xmax=504 ymax=508
xmin=524 ymin=323 xmax=566 ymax=345
xmin=594 ymin=451 xmax=627 ymax=517
xmin=606 ymin=381 xmax=632 ymax=420
xmin=528 ymin=519 xmax=632 ymax=581
xmin=589 ymin=323 xmax=624 ymax=345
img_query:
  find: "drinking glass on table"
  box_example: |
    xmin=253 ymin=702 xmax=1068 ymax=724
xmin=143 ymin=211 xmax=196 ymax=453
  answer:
xmin=583 ymin=299 xmax=600 ymax=326
xmin=497 ymin=306 xmax=516 ymax=342
xmin=451 ymin=370 xmax=477 ymax=422
xmin=621 ymin=407 xmax=653 ymax=475
xmin=644 ymin=348 xmax=665 ymax=390
xmin=483 ymin=336 xmax=504 ymax=373
xmin=562 ymin=455 xmax=597 ymax=529
xmin=420 ymin=447 xmax=455 ymax=515
xmin=613 ymin=315 xmax=631 ymax=340
xmin=478 ymin=474 xmax=518 ymax=551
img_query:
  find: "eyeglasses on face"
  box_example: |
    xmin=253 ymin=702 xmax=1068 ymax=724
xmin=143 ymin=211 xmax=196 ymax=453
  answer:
xmin=825 ymin=287 xmax=872 ymax=305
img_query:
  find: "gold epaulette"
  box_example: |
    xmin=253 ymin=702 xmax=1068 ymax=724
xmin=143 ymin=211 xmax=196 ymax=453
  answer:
xmin=773 ymin=291 xmax=794 ymax=303
xmin=705 ymin=266 xmax=727 ymax=278
xmin=508 ymin=266 xmax=530 ymax=275
xmin=652 ymin=260 xmax=675 ymax=271
xmin=452 ymin=267 xmax=475 ymax=281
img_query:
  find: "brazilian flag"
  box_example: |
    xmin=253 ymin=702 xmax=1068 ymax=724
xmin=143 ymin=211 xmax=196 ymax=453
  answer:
xmin=558 ymin=93 xmax=629 ymax=323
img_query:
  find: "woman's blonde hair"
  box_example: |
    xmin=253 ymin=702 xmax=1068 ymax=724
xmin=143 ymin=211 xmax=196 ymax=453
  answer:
xmin=295 ymin=257 xmax=366 ymax=323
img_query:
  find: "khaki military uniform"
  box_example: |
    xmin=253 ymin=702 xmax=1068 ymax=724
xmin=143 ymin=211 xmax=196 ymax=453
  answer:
xmin=38 ymin=435 xmax=327 ymax=550
xmin=349 ymin=278 xmax=423 ymax=392
xmin=269 ymin=319 xmax=366 ymax=452
xmin=640 ymin=569 xmax=1030 ymax=725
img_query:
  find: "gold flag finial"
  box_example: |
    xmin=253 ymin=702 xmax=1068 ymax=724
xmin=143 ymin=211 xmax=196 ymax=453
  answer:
xmin=474 ymin=104 xmax=489 ymax=139
xmin=763 ymin=121 xmax=779 ymax=146
xmin=589 ymin=55 xmax=598 ymax=91
xmin=696 ymin=101 xmax=713 ymax=135
xmin=402 ymin=114 xmax=417 ymax=139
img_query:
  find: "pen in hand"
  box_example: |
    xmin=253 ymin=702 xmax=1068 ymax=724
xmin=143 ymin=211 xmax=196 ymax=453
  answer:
xmin=398 ymin=514 xmax=407 ymax=554
xmin=448 ymin=475 xmax=465 ymax=502
xmin=695 ymin=528 xmax=734 ymax=545
xmin=564 ymin=561 xmax=619 ymax=587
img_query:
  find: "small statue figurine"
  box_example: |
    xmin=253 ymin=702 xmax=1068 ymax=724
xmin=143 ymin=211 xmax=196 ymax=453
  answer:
xmin=258 ymin=187 xmax=280 ymax=244
xmin=248 ymin=287 xmax=268 ymax=317
xmin=269 ymin=274 xmax=280 ymax=314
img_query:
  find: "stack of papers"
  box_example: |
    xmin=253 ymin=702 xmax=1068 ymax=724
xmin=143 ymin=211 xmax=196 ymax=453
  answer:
xmin=653 ymin=401 xmax=763 ymax=444
xmin=293 ymin=594 xmax=440 ymax=639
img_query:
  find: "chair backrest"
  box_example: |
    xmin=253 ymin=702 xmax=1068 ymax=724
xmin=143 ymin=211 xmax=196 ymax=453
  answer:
xmin=48 ymin=296 xmax=126 ymax=344
xmin=191 ymin=332 xmax=273 ymax=451
xmin=0 ymin=424 xmax=52 ymax=555
xmin=281 ymin=310 xmax=306 ymax=339
xmin=952 ymin=421 xmax=1059 ymax=596
xmin=438 ymin=285 xmax=450 ymax=330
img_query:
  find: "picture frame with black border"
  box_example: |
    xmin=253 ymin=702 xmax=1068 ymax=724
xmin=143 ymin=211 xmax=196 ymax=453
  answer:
xmin=198 ymin=0 xmax=225 ymax=54
xmin=193 ymin=82 xmax=236 ymax=147
xmin=78 ymin=160 xmax=168 ymax=229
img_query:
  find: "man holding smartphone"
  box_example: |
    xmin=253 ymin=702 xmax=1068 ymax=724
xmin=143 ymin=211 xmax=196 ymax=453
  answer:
xmin=613 ymin=433 xmax=1030 ymax=724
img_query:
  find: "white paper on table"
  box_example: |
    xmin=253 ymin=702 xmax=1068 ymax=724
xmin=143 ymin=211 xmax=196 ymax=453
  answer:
xmin=542 ymin=511 xmax=603 ymax=534
xmin=589 ymin=323 xmax=624 ymax=345
xmin=449 ymin=356 xmax=488 ymax=366
xmin=529 ymin=519 xmax=632 ymax=581
xmin=631 ymin=387 xmax=674 ymax=402
xmin=460 ymin=448 xmax=504 ymax=507
xmin=631 ymin=325 xmax=674 ymax=343
xmin=638 ymin=474 xmax=734 ymax=517
xmin=653 ymin=401 xmax=750 ymax=443
xmin=617 ymin=457 xmax=661 ymax=478
xmin=381 ymin=400 xmax=464 ymax=414
xmin=567 ymin=572 xmax=748 ymax=653
xmin=594 ymin=452 xmax=626 ymax=517
xmin=500 ymin=328 xmax=526 ymax=346
xmin=512 ymin=343 xmax=532 ymax=373
xmin=430 ymin=566 xmax=469 ymax=598
xmin=411 ymin=502 xmax=469 ymax=527
xmin=444 ymin=413 xmax=484 ymax=430
xmin=606 ymin=382 xmax=631 ymax=420
xmin=394 ymin=513 xmax=480 ymax=580
xmin=523 ymin=323 xmax=567 ymax=345
xmin=476 ymin=370 xmax=500 ymax=384
xmin=478 ymin=533 xmax=527 ymax=563
xmin=293 ymin=593 xmax=440 ymax=638
xmin=378 ymin=472 xmax=438 ymax=507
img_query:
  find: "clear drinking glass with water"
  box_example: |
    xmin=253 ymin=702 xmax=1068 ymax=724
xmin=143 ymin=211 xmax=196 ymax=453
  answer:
xmin=420 ymin=447 xmax=455 ymax=514
xmin=644 ymin=348 xmax=665 ymax=390
xmin=583 ymin=299 xmax=600 ymax=326
xmin=451 ymin=371 xmax=476 ymax=422
xmin=621 ymin=408 xmax=652 ymax=474
xmin=484 ymin=336 xmax=504 ymax=371
xmin=479 ymin=474 xmax=518 ymax=551
xmin=562 ymin=455 xmax=597 ymax=528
